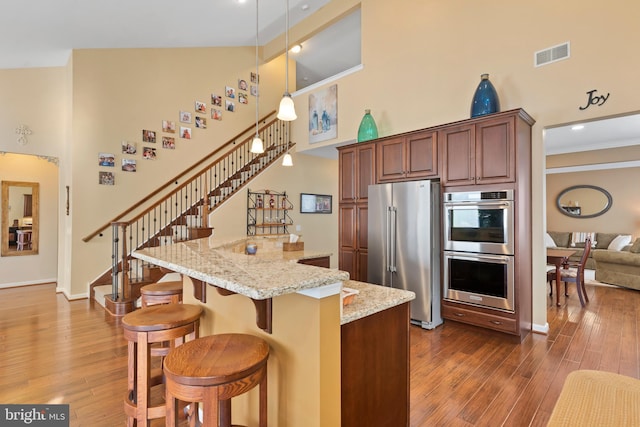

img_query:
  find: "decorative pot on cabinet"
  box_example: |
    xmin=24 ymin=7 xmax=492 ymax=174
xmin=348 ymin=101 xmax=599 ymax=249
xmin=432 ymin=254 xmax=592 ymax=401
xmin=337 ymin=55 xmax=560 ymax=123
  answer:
xmin=470 ymin=73 xmax=500 ymax=117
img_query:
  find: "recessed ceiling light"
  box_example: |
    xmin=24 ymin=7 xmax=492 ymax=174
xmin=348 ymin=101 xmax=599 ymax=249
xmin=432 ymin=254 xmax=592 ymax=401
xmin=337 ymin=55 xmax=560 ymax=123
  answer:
xmin=290 ymin=44 xmax=302 ymax=54
xmin=571 ymin=125 xmax=585 ymax=131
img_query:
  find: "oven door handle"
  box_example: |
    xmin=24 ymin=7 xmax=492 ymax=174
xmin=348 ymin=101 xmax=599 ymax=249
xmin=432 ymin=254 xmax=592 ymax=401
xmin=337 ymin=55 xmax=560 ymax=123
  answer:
xmin=444 ymin=201 xmax=512 ymax=209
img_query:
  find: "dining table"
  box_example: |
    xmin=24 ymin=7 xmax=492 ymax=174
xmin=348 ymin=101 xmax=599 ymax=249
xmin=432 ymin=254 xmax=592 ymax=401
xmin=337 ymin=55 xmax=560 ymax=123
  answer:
xmin=547 ymin=248 xmax=577 ymax=306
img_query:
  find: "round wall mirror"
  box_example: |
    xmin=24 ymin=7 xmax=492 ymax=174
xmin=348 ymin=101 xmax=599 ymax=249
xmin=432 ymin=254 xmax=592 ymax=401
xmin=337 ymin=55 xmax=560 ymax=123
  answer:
xmin=556 ymin=185 xmax=612 ymax=218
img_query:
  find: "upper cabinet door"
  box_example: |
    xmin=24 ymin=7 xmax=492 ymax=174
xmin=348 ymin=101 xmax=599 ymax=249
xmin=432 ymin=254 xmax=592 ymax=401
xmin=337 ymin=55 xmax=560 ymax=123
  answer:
xmin=376 ymin=137 xmax=406 ymax=182
xmin=339 ymin=142 xmax=376 ymax=203
xmin=406 ymin=131 xmax=438 ymax=179
xmin=475 ymin=115 xmax=516 ymax=184
xmin=440 ymin=124 xmax=476 ymax=186
xmin=377 ymin=131 xmax=438 ymax=183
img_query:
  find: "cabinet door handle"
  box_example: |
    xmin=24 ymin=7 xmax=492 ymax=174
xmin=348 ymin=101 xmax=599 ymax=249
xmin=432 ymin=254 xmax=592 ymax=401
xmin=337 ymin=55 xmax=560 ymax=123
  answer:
xmin=489 ymin=320 xmax=502 ymax=325
xmin=455 ymin=313 xmax=465 ymax=317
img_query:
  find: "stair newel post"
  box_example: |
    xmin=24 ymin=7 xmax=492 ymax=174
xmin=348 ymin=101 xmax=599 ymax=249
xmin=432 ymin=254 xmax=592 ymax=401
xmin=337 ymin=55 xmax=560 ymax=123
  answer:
xmin=120 ymin=222 xmax=130 ymax=300
xmin=111 ymin=222 xmax=120 ymax=301
xmin=202 ymin=172 xmax=210 ymax=228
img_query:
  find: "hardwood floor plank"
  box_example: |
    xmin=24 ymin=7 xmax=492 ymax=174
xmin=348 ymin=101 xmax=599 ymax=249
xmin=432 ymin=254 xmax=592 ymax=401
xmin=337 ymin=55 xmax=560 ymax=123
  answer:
xmin=2 ymin=281 xmax=640 ymax=426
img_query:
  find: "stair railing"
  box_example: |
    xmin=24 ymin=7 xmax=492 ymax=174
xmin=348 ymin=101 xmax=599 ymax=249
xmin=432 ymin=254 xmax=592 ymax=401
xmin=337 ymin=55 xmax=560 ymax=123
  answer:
xmin=105 ymin=114 xmax=292 ymax=299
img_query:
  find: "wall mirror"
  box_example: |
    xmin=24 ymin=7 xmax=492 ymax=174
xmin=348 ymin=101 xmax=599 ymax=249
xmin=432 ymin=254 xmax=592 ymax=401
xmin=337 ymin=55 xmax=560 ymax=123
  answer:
xmin=556 ymin=185 xmax=612 ymax=218
xmin=1 ymin=181 xmax=39 ymax=256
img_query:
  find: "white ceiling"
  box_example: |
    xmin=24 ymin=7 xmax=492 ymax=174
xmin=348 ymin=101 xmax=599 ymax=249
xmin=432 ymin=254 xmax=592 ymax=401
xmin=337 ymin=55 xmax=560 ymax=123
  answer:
xmin=0 ymin=0 xmax=332 ymax=68
xmin=545 ymin=113 xmax=640 ymax=155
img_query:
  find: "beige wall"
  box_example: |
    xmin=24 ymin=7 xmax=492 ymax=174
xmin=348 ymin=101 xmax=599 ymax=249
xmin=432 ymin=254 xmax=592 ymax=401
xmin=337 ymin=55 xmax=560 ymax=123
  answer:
xmin=1 ymin=0 xmax=640 ymax=328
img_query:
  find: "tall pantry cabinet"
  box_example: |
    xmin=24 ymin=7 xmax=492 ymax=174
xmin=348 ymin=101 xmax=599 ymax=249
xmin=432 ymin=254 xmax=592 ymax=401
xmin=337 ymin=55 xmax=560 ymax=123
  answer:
xmin=338 ymin=142 xmax=375 ymax=281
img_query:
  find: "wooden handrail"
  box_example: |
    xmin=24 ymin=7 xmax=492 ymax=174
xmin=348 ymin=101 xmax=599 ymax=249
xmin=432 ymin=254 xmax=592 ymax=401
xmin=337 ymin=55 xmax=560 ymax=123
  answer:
xmin=82 ymin=110 xmax=277 ymax=242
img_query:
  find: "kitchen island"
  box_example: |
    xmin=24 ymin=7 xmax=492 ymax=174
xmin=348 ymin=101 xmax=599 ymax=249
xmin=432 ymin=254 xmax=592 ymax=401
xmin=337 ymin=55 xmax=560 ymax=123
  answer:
xmin=133 ymin=235 xmax=415 ymax=427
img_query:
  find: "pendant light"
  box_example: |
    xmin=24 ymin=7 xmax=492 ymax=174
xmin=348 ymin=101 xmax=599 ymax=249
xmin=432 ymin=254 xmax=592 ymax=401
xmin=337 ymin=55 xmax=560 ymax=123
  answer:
xmin=276 ymin=0 xmax=297 ymax=121
xmin=250 ymin=0 xmax=264 ymax=154
xmin=282 ymin=151 xmax=293 ymax=166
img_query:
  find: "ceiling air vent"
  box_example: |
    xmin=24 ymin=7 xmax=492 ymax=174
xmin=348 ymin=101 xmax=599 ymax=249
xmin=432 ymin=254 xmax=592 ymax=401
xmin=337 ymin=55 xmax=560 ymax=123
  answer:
xmin=534 ymin=42 xmax=570 ymax=67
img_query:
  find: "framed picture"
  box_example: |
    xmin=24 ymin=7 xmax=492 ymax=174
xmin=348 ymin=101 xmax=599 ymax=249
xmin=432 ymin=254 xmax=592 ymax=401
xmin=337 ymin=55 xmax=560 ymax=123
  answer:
xmin=308 ymin=84 xmax=337 ymax=144
xmin=180 ymin=111 xmax=192 ymax=123
xmin=162 ymin=136 xmax=175 ymax=149
xmin=162 ymin=120 xmax=176 ymax=133
xmin=142 ymin=129 xmax=156 ymax=143
xmin=195 ymin=101 xmax=206 ymax=113
xmin=121 ymin=141 xmax=136 ymax=154
xmin=98 ymin=153 xmax=115 ymax=167
xmin=122 ymin=159 xmax=137 ymax=172
xmin=300 ymin=193 xmax=332 ymax=214
xmin=98 ymin=171 xmax=115 ymax=185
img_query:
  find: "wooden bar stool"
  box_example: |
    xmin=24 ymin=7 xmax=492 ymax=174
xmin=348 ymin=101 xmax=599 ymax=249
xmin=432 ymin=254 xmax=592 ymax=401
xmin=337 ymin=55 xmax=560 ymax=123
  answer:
xmin=140 ymin=280 xmax=183 ymax=307
xmin=164 ymin=333 xmax=269 ymax=427
xmin=122 ymin=303 xmax=203 ymax=427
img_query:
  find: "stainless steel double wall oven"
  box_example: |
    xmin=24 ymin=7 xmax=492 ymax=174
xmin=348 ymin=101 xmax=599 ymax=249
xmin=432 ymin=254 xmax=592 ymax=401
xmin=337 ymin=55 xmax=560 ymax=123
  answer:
xmin=443 ymin=189 xmax=515 ymax=312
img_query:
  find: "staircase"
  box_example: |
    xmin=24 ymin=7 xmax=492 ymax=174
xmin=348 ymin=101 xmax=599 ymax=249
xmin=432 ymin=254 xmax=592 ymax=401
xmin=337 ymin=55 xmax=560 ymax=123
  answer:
xmin=85 ymin=111 xmax=293 ymax=315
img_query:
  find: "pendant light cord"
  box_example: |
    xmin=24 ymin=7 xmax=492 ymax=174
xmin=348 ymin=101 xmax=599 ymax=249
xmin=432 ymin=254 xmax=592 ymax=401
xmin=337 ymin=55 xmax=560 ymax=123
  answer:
xmin=284 ymin=0 xmax=289 ymax=95
xmin=255 ymin=0 xmax=260 ymax=137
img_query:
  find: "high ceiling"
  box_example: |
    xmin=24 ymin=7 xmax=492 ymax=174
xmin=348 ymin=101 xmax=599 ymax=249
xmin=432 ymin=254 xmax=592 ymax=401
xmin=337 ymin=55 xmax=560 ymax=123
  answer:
xmin=0 ymin=0 xmax=332 ymax=69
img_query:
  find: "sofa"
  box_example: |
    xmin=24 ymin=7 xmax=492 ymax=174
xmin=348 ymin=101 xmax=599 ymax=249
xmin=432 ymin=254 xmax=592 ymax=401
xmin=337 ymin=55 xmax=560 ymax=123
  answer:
xmin=546 ymin=231 xmax=640 ymax=290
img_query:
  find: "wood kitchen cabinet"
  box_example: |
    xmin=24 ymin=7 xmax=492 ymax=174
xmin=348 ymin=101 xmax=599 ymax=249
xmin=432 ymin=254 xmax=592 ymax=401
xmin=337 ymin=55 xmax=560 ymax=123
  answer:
xmin=338 ymin=143 xmax=374 ymax=281
xmin=377 ymin=130 xmax=438 ymax=183
xmin=440 ymin=114 xmax=517 ymax=187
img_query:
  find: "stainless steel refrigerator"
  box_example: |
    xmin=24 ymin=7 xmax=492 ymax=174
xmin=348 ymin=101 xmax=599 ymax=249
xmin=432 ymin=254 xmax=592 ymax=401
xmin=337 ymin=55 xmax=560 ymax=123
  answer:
xmin=368 ymin=180 xmax=442 ymax=329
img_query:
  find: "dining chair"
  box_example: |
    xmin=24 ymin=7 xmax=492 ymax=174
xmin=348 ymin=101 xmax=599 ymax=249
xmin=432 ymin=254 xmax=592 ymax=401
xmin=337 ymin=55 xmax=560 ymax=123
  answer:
xmin=547 ymin=238 xmax=591 ymax=306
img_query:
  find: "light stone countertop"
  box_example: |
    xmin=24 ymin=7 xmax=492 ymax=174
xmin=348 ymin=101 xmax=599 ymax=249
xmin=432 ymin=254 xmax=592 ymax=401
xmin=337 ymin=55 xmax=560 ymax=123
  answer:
xmin=340 ymin=280 xmax=416 ymax=325
xmin=132 ymin=235 xmax=348 ymax=300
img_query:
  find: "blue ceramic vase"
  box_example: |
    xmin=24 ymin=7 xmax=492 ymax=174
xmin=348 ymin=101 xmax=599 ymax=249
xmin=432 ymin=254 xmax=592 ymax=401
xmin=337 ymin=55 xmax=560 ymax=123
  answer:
xmin=357 ymin=109 xmax=379 ymax=142
xmin=470 ymin=74 xmax=500 ymax=118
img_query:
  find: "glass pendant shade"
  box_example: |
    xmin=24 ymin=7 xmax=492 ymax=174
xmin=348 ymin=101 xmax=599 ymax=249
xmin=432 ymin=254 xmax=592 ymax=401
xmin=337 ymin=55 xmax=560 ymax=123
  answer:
xmin=282 ymin=152 xmax=293 ymax=166
xmin=357 ymin=109 xmax=379 ymax=142
xmin=470 ymin=73 xmax=500 ymax=118
xmin=250 ymin=135 xmax=264 ymax=154
xmin=277 ymin=94 xmax=297 ymax=121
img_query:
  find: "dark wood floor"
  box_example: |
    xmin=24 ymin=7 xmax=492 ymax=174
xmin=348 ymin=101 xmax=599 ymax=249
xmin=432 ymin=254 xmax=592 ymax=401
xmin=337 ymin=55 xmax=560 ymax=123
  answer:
xmin=1 ymin=281 xmax=638 ymax=426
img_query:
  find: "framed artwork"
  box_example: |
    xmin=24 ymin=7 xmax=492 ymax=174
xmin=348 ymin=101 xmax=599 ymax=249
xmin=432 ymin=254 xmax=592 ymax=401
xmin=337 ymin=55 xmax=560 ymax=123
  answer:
xmin=250 ymin=85 xmax=258 ymax=96
xmin=121 ymin=141 xmax=136 ymax=154
xmin=211 ymin=94 xmax=222 ymax=107
xmin=162 ymin=136 xmax=175 ymax=149
xmin=225 ymin=100 xmax=235 ymax=112
xmin=238 ymin=78 xmax=248 ymax=91
xmin=251 ymin=72 xmax=259 ymax=83
xmin=195 ymin=101 xmax=206 ymax=113
xmin=99 ymin=171 xmax=115 ymax=185
xmin=180 ymin=111 xmax=192 ymax=123
xmin=122 ymin=159 xmax=137 ymax=172
xmin=162 ymin=120 xmax=176 ymax=133
xmin=99 ymin=153 xmax=115 ymax=167
xmin=225 ymin=86 xmax=236 ymax=99
xmin=142 ymin=129 xmax=156 ymax=143
xmin=300 ymin=193 xmax=333 ymax=214
xmin=308 ymin=84 xmax=338 ymax=144
xmin=142 ymin=147 xmax=157 ymax=160
xmin=195 ymin=116 xmax=207 ymax=129
xmin=238 ymin=93 xmax=248 ymax=105
xmin=180 ymin=126 xmax=192 ymax=139
xmin=212 ymin=109 xmax=222 ymax=121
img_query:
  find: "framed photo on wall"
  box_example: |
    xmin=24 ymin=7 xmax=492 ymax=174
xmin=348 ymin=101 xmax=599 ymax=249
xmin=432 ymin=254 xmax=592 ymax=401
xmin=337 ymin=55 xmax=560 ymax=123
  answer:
xmin=300 ymin=193 xmax=332 ymax=214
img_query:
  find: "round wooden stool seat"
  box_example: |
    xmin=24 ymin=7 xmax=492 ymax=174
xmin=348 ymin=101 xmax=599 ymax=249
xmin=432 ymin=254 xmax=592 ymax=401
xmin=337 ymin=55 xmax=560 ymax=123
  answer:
xmin=140 ymin=280 xmax=183 ymax=307
xmin=164 ymin=333 xmax=269 ymax=427
xmin=122 ymin=303 xmax=203 ymax=427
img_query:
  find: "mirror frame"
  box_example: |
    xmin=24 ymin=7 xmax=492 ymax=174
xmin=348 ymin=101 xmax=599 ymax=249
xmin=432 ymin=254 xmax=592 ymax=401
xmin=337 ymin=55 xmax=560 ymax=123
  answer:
xmin=556 ymin=184 xmax=612 ymax=219
xmin=1 ymin=181 xmax=39 ymax=256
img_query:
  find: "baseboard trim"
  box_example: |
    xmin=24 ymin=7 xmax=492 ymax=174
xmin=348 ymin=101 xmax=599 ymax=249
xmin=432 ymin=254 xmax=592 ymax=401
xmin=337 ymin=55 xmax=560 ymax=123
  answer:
xmin=532 ymin=322 xmax=549 ymax=335
xmin=0 ymin=278 xmax=57 ymax=289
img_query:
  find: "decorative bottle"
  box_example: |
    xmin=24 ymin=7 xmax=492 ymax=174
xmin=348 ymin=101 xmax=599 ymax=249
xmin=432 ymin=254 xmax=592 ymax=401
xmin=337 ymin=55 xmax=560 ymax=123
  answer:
xmin=357 ymin=109 xmax=379 ymax=142
xmin=470 ymin=73 xmax=500 ymax=118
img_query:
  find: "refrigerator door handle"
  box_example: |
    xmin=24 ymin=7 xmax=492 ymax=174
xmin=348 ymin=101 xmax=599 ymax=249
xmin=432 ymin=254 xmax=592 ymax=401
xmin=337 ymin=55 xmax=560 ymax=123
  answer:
xmin=386 ymin=206 xmax=392 ymax=272
xmin=390 ymin=206 xmax=397 ymax=273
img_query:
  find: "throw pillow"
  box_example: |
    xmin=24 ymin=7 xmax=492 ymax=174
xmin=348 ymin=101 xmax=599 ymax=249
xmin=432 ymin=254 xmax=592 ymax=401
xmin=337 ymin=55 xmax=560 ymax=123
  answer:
xmin=608 ymin=235 xmax=632 ymax=251
xmin=544 ymin=233 xmax=557 ymax=248
xmin=630 ymin=238 xmax=640 ymax=253
xmin=596 ymin=233 xmax=620 ymax=249
xmin=548 ymin=231 xmax=571 ymax=248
